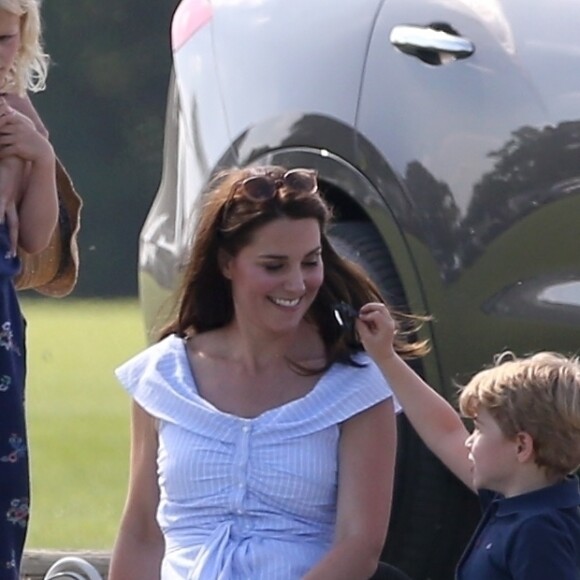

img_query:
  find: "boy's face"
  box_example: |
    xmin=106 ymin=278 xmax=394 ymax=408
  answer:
xmin=465 ymin=407 xmax=520 ymax=495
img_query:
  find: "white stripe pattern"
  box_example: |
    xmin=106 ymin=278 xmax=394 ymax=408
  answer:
xmin=116 ymin=334 xmax=397 ymax=579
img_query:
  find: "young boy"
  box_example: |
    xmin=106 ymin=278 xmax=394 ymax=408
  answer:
xmin=356 ymin=302 xmax=580 ymax=580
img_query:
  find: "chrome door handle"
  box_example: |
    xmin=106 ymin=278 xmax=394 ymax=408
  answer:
xmin=390 ymin=25 xmax=475 ymax=62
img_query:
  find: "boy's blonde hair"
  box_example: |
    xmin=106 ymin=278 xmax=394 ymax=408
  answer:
xmin=459 ymin=351 xmax=580 ymax=479
xmin=0 ymin=0 xmax=49 ymax=95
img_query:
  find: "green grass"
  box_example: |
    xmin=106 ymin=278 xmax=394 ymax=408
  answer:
xmin=19 ymin=298 xmax=147 ymax=550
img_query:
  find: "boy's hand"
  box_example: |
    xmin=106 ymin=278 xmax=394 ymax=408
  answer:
xmin=0 ymin=99 xmax=53 ymax=164
xmin=356 ymin=302 xmax=398 ymax=363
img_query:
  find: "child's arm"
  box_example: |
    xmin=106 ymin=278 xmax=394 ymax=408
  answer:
xmin=356 ymin=302 xmax=475 ymax=491
xmin=4 ymin=93 xmax=49 ymax=138
xmin=0 ymin=99 xmax=57 ymax=254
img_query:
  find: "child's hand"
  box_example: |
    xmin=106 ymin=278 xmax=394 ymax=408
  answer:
xmin=356 ymin=302 xmax=398 ymax=363
xmin=0 ymin=100 xmax=53 ymax=164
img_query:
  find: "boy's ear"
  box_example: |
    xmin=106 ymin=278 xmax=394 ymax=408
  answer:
xmin=515 ymin=432 xmax=535 ymax=463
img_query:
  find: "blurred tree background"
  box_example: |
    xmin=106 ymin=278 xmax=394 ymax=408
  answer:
xmin=32 ymin=1 xmax=180 ymax=296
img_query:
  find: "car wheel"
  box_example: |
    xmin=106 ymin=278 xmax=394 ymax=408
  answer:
xmin=329 ymin=221 xmax=480 ymax=580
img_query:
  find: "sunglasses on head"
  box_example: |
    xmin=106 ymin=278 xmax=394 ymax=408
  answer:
xmin=238 ymin=168 xmax=318 ymax=201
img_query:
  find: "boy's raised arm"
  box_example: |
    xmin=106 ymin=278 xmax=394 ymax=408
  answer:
xmin=356 ymin=302 xmax=475 ymax=491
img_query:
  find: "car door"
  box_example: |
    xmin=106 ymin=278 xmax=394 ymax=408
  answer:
xmin=357 ymin=0 xmax=580 ymax=390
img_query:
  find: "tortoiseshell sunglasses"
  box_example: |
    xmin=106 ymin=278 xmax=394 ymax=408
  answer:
xmin=237 ymin=168 xmax=318 ymax=201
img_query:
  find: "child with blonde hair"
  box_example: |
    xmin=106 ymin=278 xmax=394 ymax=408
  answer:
xmin=357 ymin=302 xmax=580 ymax=579
xmin=0 ymin=0 xmax=54 ymax=252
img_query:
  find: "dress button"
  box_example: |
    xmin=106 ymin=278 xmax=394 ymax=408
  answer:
xmin=242 ymin=425 xmax=250 ymax=433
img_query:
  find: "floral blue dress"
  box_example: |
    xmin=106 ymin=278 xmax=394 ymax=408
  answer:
xmin=0 ymin=223 xmax=29 ymax=579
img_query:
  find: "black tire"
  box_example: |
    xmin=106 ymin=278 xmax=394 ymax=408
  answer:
xmin=329 ymin=221 xmax=480 ymax=580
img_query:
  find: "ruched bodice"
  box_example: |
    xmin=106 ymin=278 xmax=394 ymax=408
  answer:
xmin=116 ymin=334 xmax=397 ymax=579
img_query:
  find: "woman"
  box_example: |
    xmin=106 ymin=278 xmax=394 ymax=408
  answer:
xmin=0 ymin=1 xmax=70 ymax=576
xmin=109 ymin=166 xmax=425 ymax=579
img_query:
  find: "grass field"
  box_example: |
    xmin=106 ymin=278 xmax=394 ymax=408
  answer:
xmin=20 ymin=298 xmax=147 ymax=550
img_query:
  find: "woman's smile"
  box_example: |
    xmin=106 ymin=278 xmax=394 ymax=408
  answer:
xmin=268 ymin=296 xmax=302 ymax=308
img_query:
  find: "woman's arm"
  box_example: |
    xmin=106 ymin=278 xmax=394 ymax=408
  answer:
xmin=0 ymin=99 xmax=57 ymax=253
xmin=304 ymin=398 xmax=396 ymax=580
xmin=108 ymin=401 xmax=164 ymax=580
xmin=357 ymin=303 xmax=474 ymax=491
xmin=0 ymin=157 xmax=25 ymax=255
xmin=0 ymin=94 xmax=50 ymax=254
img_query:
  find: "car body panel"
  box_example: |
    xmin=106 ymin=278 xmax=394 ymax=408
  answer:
xmin=142 ymin=0 xmax=580 ymax=382
xmin=356 ymin=0 xmax=580 ymax=388
xmin=210 ymin=0 xmax=384 ymax=145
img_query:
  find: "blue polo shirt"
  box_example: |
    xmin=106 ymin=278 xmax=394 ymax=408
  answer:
xmin=457 ymin=476 xmax=580 ymax=579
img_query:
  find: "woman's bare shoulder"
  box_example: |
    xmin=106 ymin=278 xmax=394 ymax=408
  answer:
xmin=186 ymin=328 xmax=230 ymax=359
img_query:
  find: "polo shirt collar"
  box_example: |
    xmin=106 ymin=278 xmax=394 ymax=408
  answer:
xmin=494 ymin=475 xmax=580 ymax=517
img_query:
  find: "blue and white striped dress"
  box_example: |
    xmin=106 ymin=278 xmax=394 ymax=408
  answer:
xmin=116 ymin=334 xmax=397 ymax=580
